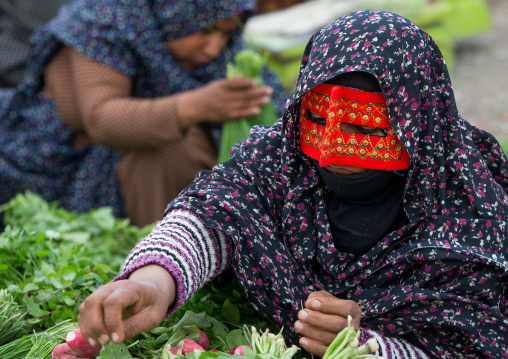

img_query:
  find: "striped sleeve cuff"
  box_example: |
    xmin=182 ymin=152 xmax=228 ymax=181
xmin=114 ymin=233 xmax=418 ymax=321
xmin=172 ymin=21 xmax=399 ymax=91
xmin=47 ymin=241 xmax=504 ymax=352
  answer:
xmin=361 ymin=329 xmax=430 ymax=359
xmin=114 ymin=209 xmax=232 ymax=315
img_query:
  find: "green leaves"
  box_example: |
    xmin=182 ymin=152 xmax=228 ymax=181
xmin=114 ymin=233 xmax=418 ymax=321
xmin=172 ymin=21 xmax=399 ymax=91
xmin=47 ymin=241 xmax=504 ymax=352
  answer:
xmin=98 ymin=342 xmax=134 ymax=358
xmin=0 ymin=289 xmax=28 ymax=346
xmin=0 ymin=192 xmax=153 ymax=332
xmin=221 ymin=299 xmax=241 ymax=324
xmin=0 ymin=193 xmax=287 ymax=359
xmin=0 ymin=191 xmax=154 ymax=269
xmin=26 ymin=296 xmax=45 ymax=317
xmin=226 ymin=329 xmax=246 ymax=349
xmin=226 ymin=50 xmax=268 ymax=81
xmin=0 ymin=226 xmax=115 ymax=328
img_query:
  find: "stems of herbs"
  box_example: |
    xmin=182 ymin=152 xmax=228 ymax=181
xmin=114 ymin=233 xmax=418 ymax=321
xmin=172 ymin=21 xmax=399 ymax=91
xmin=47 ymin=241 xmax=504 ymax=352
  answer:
xmin=350 ymin=338 xmax=380 ymax=358
xmin=0 ymin=289 xmax=29 ymax=346
xmin=0 ymin=320 xmax=77 ymax=359
xmin=322 ymin=315 xmax=385 ymax=359
xmin=322 ymin=322 xmax=355 ymax=359
xmin=249 ymin=325 xmax=299 ymax=359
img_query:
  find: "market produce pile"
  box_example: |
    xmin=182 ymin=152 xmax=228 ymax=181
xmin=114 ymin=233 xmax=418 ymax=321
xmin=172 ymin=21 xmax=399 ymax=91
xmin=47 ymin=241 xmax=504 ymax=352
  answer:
xmin=0 ymin=192 xmax=385 ymax=359
xmin=0 ymin=192 xmax=272 ymax=358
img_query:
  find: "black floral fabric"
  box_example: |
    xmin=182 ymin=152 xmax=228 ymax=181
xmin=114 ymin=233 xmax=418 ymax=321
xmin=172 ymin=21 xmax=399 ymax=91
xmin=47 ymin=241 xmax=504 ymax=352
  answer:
xmin=166 ymin=10 xmax=508 ymax=358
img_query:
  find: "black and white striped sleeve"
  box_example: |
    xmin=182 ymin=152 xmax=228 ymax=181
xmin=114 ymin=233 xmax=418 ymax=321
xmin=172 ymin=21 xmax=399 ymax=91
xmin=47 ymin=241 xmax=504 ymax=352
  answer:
xmin=361 ymin=329 xmax=431 ymax=359
xmin=115 ymin=209 xmax=233 ymax=314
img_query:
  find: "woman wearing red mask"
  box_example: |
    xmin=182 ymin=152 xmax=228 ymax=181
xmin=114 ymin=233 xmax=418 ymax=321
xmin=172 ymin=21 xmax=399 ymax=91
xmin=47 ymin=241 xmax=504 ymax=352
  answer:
xmin=78 ymin=10 xmax=508 ymax=359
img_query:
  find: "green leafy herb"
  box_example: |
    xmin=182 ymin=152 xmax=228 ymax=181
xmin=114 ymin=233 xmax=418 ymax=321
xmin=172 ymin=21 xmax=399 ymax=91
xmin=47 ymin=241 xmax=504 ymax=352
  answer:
xmin=218 ymin=49 xmax=279 ymax=163
xmin=0 ymin=193 xmax=287 ymax=359
xmin=0 ymin=289 xmax=29 ymax=346
xmin=0 ymin=320 xmax=77 ymax=359
xmin=98 ymin=342 xmax=134 ymax=359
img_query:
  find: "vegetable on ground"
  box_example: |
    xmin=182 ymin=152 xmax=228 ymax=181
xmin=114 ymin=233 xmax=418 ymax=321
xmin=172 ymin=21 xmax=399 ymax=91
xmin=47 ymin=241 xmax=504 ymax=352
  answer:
xmin=52 ymin=342 xmax=74 ymax=358
xmin=229 ymin=345 xmax=251 ymax=355
xmin=175 ymin=338 xmax=205 ymax=355
xmin=66 ymin=328 xmax=102 ymax=358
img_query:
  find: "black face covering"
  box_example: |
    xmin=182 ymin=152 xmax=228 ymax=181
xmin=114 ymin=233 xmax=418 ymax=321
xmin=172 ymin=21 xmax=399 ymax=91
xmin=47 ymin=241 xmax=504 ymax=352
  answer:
xmin=314 ymin=162 xmax=408 ymax=254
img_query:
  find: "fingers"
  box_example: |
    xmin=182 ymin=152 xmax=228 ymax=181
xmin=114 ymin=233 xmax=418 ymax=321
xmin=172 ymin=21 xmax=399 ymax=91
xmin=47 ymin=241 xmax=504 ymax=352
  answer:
xmin=223 ymin=77 xmax=258 ymax=89
xmin=78 ymin=280 xmax=164 ymax=347
xmin=299 ymin=336 xmax=329 ymax=358
xmin=103 ymin=283 xmax=166 ymax=343
xmin=306 ymin=290 xmax=336 ymax=301
xmin=192 ymin=77 xmax=275 ymax=122
xmin=78 ymin=283 xmax=121 ymax=346
xmin=101 ymin=287 xmax=142 ymax=343
xmin=304 ymin=296 xmax=362 ymax=328
xmin=209 ymin=78 xmax=274 ymax=120
xmin=294 ymin=317 xmax=339 ymax=346
xmin=294 ymin=308 xmax=348 ymax=345
xmin=226 ymin=90 xmax=273 ymax=119
xmin=295 ymin=292 xmax=363 ymax=357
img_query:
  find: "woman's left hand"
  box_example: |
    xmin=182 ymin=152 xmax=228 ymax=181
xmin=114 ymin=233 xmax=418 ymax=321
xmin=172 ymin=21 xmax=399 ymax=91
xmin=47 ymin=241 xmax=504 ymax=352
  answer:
xmin=294 ymin=291 xmax=362 ymax=357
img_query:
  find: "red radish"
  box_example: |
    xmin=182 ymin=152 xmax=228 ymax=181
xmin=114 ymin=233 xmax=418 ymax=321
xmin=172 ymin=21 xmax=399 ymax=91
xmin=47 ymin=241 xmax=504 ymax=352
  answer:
xmin=229 ymin=345 xmax=251 ymax=355
xmin=160 ymin=344 xmax=178 ymax=359
xmin=175 ymin=338 xmax=205 ymax=354
xmin=196 ymin=331 xmax=209 ymax=350
xmin=59 ymin=355 xmax=90 ymax=359
xmin=208 ymin=349 xmax=220 ymax=353
xmin=184 ymin=331 xmax=209 ymax=350
xmin=66 ymin=329 xmax=102 ymax=358
xmin=52 ymin=343 xmax=74 ymax=358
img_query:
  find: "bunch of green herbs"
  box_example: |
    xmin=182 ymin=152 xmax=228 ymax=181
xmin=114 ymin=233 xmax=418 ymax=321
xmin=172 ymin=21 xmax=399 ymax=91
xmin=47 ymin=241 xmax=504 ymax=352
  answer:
xmin=218 ymin=49 xmax=279 ymax=163
xmin=0 ymin=192 xmax=282 ymax=358
xmin=0 ymin=289 xmax=30 ymax=346
xmin=0 ymin=319 xmax=77 ymax=359
xmin=0 ymin=191 xmax=153 ymax=268
xmin=0 ymin=192 xmax=153 ymax=332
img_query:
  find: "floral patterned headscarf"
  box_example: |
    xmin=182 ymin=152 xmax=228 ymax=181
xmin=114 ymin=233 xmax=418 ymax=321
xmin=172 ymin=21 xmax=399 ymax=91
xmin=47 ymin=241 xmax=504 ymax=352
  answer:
xmin=154 ymin=0 xmax=254 ymax=40
xmin=27 ymin=0 xmax=283 ymax=103
xmin=169 ymin=10 xmax=508 ymax=357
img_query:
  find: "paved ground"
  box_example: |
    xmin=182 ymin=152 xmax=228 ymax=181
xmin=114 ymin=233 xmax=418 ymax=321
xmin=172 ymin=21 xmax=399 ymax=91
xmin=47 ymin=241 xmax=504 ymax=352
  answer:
xmin=451 ymin=0 xmax=508 ymax=140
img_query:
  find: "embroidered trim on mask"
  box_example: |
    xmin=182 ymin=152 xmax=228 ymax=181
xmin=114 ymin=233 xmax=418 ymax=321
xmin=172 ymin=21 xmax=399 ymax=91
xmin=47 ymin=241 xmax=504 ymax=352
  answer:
xmin=299 ymin=83 xmax=410 ymax=170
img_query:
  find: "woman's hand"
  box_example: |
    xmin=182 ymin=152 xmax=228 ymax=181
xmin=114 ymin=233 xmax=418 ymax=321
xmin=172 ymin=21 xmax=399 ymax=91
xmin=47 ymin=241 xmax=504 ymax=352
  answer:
xmin=78 ymin=265 xmax=176 ymax=347
xmin=294 ymin=291 xmax=362 ymax=357
xmin=177 ymin=77 xmax=274 ymax=129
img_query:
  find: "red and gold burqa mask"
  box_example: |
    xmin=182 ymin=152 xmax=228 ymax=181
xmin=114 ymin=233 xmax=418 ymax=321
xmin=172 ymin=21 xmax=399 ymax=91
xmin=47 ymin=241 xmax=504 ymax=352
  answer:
xmin=299 ymin=83 xmax=410 ymax=171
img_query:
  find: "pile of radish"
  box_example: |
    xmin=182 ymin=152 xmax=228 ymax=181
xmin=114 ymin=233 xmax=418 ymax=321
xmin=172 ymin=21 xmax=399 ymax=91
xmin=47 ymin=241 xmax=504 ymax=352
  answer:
xmin=160 ymin=332 xmax=252 ymax=359
xmin=52 ymin=329 xmax=102 ymax=359
xmin=51 ymin=316 xmax=383 ymax=359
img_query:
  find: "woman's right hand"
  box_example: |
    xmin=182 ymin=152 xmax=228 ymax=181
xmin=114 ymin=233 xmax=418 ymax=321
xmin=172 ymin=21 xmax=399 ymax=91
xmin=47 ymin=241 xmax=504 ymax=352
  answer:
xmin=78 ymin=265 xmax=176 ymax=346
xmin=177 ymin=77 xmax=274 ymax=129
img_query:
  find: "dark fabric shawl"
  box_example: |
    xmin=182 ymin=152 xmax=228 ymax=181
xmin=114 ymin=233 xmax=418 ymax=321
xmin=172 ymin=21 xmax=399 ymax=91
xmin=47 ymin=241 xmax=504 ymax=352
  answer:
xmin=165 ymin=10 xmax=508 ymax=358
xmin=0 ymin=0 xmax=287 ymax=215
